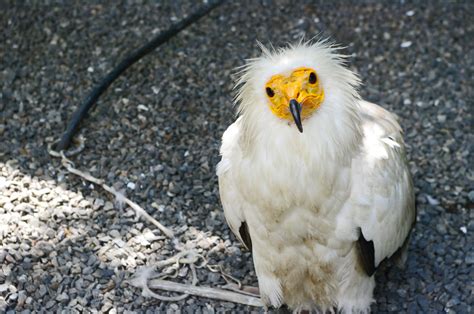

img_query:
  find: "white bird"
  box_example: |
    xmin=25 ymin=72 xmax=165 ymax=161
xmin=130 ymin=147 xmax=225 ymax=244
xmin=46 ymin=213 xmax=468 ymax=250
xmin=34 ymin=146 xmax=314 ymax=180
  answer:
xmin=217 ymin=40 xmax=415 ymax=313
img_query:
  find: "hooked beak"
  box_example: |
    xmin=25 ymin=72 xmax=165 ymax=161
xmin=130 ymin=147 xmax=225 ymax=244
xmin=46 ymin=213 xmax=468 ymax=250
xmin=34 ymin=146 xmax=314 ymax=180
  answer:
xmin=289 ymin=99 xmax=303 ymax=133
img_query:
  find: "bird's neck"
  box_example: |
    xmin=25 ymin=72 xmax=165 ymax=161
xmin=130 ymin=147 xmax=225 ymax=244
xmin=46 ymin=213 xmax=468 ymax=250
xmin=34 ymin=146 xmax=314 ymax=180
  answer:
xmin=240 ymin=111 xmax=363 ymax=168
xmin=235 ymin=113 xmax=362 ymax=210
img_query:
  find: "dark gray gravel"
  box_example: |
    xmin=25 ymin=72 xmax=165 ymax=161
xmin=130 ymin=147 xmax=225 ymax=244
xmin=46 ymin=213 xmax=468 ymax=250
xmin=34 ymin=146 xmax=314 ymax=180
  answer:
xmin=1 ymin=1 xmax=473 ymax=313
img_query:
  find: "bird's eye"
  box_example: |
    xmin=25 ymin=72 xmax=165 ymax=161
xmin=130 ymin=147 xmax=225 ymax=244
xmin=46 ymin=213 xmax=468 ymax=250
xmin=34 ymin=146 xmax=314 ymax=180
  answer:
xmin=266 ymin=87 xmax=275 ymax=97
xmin=309 ymin=72 xmax=317 ymax=84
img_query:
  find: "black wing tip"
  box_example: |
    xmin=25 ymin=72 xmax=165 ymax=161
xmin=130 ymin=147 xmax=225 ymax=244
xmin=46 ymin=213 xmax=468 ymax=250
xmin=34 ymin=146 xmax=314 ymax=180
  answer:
xmin=357 ymin=228 xmax=376 ymax=276
xmin=239 ymin=222 xmax=252 ymax=251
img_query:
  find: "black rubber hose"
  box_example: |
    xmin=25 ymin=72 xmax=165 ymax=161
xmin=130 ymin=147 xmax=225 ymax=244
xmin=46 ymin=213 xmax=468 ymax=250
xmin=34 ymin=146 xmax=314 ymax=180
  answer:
xmin=55 ymin=0 xmax=224 ymax=151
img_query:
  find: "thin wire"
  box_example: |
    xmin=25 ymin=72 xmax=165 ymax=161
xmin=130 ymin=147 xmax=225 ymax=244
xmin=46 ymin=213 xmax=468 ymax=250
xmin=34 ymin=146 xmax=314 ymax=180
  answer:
xmin=56 ymin=0 xmax=225 ymax=151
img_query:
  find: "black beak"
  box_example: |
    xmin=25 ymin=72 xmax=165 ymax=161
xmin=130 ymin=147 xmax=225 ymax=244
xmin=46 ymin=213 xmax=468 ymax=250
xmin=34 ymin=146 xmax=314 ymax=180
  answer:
xmin=289 ymin=99 xmax=303 ymax=133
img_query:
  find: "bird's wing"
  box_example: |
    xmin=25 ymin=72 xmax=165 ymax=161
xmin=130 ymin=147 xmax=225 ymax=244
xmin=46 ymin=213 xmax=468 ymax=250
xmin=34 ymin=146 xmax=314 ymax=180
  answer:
xmin=345 ymin=100 xmax=416 ymax=275
xmin=217 ymin=117 xmax=252 ymax=250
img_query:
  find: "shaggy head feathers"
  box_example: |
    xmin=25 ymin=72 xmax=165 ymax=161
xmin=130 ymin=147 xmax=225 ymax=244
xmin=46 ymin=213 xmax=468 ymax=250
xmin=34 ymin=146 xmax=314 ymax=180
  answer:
xmin=234 ymin=40 xmax=364 ymax=161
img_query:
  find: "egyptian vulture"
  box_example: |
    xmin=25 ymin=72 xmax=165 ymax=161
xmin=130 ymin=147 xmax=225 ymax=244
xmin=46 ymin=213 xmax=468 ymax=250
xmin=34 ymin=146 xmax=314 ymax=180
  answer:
xmin=217 ymin=41 xmax=415 ymax=313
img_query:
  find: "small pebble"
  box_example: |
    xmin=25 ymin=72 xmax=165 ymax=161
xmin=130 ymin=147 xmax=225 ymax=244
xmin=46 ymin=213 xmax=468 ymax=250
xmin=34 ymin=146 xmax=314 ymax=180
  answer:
xmin=401 ymin=41 xmax=412 ymax=48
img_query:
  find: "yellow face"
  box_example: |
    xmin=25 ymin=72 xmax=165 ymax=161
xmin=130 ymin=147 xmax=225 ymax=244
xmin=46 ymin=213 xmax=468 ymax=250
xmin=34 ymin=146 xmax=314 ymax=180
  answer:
xmin=265 ymin=67 xmax=324 ymax=121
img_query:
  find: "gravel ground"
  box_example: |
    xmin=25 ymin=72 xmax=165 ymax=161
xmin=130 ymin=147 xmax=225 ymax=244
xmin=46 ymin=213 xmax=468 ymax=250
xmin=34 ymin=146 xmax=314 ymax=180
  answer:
xmin=1 ymin=1 xmax=473 ymax=313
